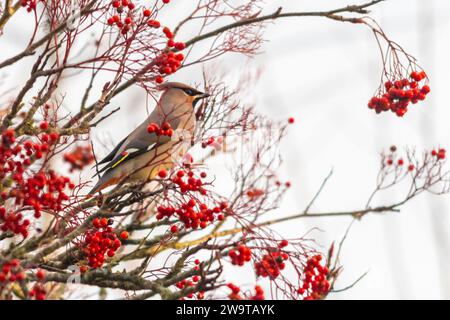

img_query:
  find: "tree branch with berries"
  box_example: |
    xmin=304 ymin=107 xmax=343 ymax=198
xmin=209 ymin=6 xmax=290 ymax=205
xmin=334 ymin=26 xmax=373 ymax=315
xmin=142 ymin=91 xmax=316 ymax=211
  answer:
xmin=0 ymin=0 xmax=447 ymax=300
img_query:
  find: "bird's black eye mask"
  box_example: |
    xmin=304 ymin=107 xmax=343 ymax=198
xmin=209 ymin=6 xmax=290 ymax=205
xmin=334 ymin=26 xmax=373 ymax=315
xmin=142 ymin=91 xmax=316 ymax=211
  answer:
xmin=175 ymin=87 xmax=208 ymax=107
xmin=181 ymin=88 xmax=202 ymax=96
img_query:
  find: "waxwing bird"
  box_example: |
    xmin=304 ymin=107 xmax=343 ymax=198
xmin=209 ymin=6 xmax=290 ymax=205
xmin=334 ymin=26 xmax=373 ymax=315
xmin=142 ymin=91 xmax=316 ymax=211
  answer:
xmin=88 ymin=82 xmax=209 ymax=195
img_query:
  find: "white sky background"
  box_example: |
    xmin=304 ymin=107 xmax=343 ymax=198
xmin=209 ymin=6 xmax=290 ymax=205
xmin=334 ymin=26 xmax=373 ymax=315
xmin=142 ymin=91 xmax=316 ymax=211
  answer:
xmin=1 ymin=0 xmax=449 ymax=299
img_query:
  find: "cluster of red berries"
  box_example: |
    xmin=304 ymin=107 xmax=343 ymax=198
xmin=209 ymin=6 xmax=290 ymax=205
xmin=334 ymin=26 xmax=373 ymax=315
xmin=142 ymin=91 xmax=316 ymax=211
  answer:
xmin=386 ymin=157 xmax=416 ymax=172
xmin=1 ymin=128 xmax=58 ymax=173
xmin=106 ymin=1 xmax=184 ymax=83
xmin=431 ymin=148 xmax=446 ymax=160
xmin=192 ymin=258 xmax=201 ymax=271
xmin=368 ymin=71 xmax=430 ymax=117
xmin=1 ymin=128 xmax=58 ymax=169
xmin=0 ymin=261 xmax=46 ymax=299
xmin=25 ymin=133 xmax=59 ymax=159
xmin=386 ymin=145 xmax=414 ymax=170
xmin=107 ymin=1 xmax=166 ymax=35
xmin=254 ymin=251 xmax=289 ymax=280
xmin=29 ymin=283 xmax=46 ymax=300
xmin=163 ymin=27 xmax=185 ymax=51
xmin=170 ymin=168 xmax=214 ymax=195
xmin=246 ymin=188 xmax=264 ymax=200
xmin=7 ymin=170 xmax=73 ymax=218
xmin=156 ymin=167 xmax=228 ymax=232
xmin=0 ymin=260 xmax=26 ymax=284
xmin=297 ymin=255 xmax=330 ymax=300
xmin=386 ymin=146 xmax=446 ymax=172
xmin=82 ymin=218 xmax=128 ymax=269
xmin=227 ymin=283 xmax=241 ymax=300
xmin=228 ymin=244 xmax=252 ymax=266
xmin=175 ymin=273 xmax=204 ymax=299
xmin=154 ymin=50 xmax=185 ymax=84
xmin=0 ymin=207 xmax=30 ymax=238
xmin=251 ymin=285 xmax=265 ymax=300
xmin=0 ymin=129 xmax=68 ymax=238
xmin=147 ymin=122 xmax=174 ymax=137
xmin=157 ymin=196 xmax=227 ymax=231
xmin=20 ymin=0 xmax=37 ymax=12
xmin=29 ymin=270 xmax=46 ymax=300
xmin=226 ymin=283 xmax=265 ymax=300
xmin=63 ymin=145 xmax=95 ymax=172
xmin=1 ymin=128 xmax=16 ymax=145
xmin=107 ymin=1 xmax=137 ymax=35
xmin=175 ymin=278 xmax=194 ymax=290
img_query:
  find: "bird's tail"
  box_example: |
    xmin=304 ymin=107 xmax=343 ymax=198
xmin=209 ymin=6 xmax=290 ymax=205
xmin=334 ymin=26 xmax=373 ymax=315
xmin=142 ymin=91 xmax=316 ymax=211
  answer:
xmin=86 ymin=173 xmax=121 ymax=197
xmin=86 ymin=181 xmax=102 ymax=196
xmin=86 ymin=174 xmax=107 ymax=196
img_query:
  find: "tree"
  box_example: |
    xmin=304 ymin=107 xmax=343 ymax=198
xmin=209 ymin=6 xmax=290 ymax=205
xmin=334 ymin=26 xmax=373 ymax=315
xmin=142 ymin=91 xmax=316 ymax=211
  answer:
xmin=0 ymin=0 xmax=447 ymax=300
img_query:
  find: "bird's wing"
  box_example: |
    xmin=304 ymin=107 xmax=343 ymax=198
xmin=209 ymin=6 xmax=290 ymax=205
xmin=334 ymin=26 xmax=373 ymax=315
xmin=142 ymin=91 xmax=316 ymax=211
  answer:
xmin=96 ymin=110 xmax=161 ymax=165
xmin=93 ymin=133 xmax=171 ymax=177
xmin=95 ymin=136 xmax=127 ymax=166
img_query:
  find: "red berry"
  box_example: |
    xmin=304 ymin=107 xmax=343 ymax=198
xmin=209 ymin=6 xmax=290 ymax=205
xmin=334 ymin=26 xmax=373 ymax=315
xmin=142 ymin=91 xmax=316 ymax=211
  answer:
xmin=100 ymin=217 xmax=108 ymax=227
xmin=421 ymin=85 xmax=430 ymax=94
xmin=92 ymin=218 xmax=101 ymax=228
xmin=120 ymin=231 xmax=129 ymax=240
xmin=170 ymin=225 xmax=178 ymax=233
xmin=410 ymin=71 xmax=420 ymax=81
xmin=147 ymin=20 xmax=160 ymax=28
xmin=279 ymin=239 xmax=289 ymax=248
xmin=80 ymin=266 xmax=88 ymax=273
xmin=36 ymin=293 xmax=46 ymax=300
xmin=175 ymin=53 xmax=184 ymax=61
xmin=175 ymin=42 xmax=185 ymax=50
xmin=158 ymin=169 xmax=167 ymax=178
xmin=16 ymin=272 xmax=26 ymax=281
xmin=163 ymin=27 xmax=172 ymax=36
xmin=39 ymin=122 xmax=49 ymax=130
xmin=36 ymin=269 xmax=45 ymax=280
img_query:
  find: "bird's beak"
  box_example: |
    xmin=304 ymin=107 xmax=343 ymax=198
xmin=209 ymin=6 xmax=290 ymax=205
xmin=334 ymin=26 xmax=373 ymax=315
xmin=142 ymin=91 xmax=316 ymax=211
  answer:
xmin=193 ymin=92 xmax=210 ymax=108
xmin=198 ymin=92 xmax=210 ymax=99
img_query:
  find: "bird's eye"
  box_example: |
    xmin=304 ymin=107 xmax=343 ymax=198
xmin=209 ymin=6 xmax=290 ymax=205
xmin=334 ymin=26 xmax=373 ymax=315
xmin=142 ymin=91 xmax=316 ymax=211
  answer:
xmin=183 ymin=89 xmax=195 ymax=96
